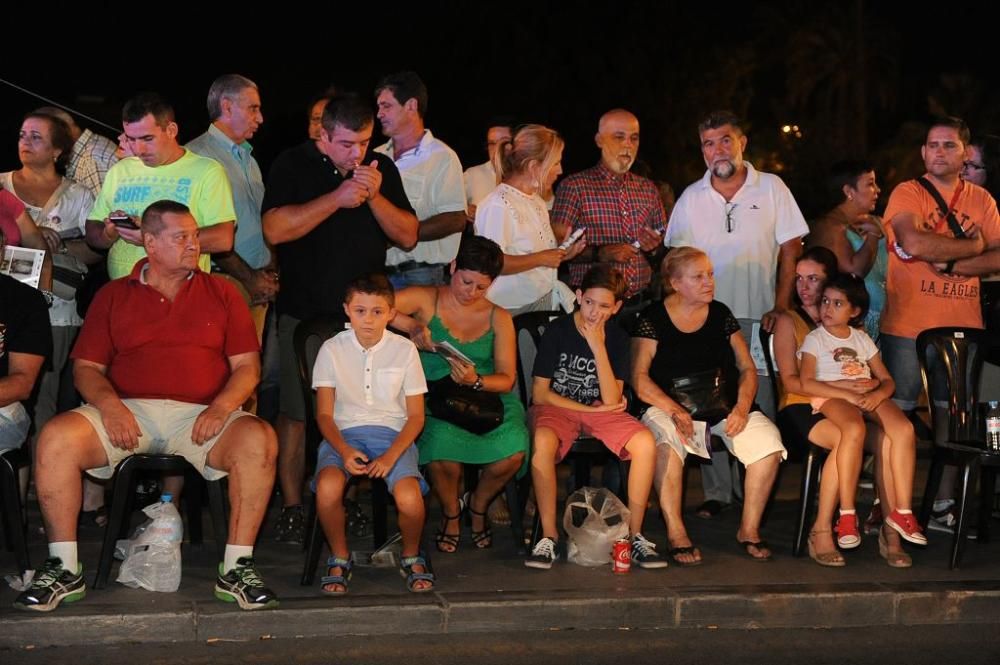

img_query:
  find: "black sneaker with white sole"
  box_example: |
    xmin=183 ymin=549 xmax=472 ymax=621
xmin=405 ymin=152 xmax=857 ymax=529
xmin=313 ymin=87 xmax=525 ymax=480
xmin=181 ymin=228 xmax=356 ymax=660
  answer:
xmin=13 ymin=557 xmax=86 ymax=612
xmin=631 ymin=533 xmax=669 ymax=569
xmin=524 ymin=537 xmax=559 ymax=569
xmin=215 ymin=557 xmax=279 ymax=610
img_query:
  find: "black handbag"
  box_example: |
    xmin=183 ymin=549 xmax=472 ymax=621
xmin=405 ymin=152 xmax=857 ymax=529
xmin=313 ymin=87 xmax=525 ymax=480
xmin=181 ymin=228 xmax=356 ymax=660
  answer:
xmin=426 ymin=376 xmax=503 ymax=435
xmin=669 ymin=368 xmax=734 ymax=423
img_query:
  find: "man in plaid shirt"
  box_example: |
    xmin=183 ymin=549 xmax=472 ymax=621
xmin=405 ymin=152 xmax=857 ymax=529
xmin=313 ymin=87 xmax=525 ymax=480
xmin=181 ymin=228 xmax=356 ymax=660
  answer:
xmin=551 ymin=109 xmax=667 ymax=302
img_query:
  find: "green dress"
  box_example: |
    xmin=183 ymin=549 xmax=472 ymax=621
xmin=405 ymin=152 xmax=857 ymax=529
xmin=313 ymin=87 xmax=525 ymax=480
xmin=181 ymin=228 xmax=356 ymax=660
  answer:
xmin=417 ymin=310 xmax=530 ymax=477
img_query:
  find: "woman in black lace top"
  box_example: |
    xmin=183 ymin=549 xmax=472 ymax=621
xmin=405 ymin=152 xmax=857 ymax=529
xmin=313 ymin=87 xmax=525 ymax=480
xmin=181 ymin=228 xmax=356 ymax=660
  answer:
xmin=631 ymin=247 xmax=786 ymax=564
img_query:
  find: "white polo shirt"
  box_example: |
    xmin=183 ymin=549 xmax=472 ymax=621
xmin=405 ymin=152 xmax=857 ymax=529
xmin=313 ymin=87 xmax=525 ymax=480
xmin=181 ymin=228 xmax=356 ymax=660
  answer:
xmin=376 ymin=130 xmax=467 ymax=266
xmin=665 ymin=163 xmax=808 ymax=319
xmin=312 ymin=329 xmax=427 ymax=432
xmin=464 ymin=160 xmax=497 ymax=207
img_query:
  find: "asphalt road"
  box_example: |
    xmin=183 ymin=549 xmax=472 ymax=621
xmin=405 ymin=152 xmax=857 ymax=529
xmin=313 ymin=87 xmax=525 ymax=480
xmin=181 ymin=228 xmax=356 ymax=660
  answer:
xmin=4 ymin=623 xmax=998 ymax=665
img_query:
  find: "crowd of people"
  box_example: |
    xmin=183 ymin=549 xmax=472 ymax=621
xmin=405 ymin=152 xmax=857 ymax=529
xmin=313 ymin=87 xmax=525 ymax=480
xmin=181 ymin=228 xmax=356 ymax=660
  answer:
xmin=1 ymin=70 xmax=998 ymax=613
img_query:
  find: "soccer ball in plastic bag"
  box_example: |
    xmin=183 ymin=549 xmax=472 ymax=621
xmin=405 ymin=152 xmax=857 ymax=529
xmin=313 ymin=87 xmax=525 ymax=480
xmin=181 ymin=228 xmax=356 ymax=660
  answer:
xmin=562 ymin=486 xmax=630 ymax=566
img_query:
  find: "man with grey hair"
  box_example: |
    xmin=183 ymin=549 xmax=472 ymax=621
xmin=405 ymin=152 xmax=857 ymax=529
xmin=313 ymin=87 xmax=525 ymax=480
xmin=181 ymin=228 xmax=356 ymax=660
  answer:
xmin=664 ymin=110 xmax=807 ymax=543
xmin=34 ymin=107 xmax=118 ymax=200
xmin=187 ymin=75 xmax=277 ymax=336
xmin=187 ymin=74 xmax=276 ymax=423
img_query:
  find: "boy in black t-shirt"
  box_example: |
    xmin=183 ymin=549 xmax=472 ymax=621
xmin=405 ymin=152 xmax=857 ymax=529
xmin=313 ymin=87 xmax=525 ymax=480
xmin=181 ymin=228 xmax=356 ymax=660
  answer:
xmin=525 ymin=266 xmax=666 ymax=570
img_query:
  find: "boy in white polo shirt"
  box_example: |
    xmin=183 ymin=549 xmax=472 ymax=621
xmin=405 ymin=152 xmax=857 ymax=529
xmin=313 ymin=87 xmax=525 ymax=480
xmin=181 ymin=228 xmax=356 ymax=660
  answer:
xmin=311 ymin=274 xmax=432 ymax=594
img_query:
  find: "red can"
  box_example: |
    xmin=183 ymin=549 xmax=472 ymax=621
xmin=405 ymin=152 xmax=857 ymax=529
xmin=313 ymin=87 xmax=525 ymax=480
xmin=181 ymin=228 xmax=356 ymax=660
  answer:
xmin=612 ymin=538 xmax=631 ymax=574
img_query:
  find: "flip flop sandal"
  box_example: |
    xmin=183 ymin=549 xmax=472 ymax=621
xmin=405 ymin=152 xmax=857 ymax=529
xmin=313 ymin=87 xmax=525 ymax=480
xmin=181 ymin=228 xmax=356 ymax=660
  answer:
xmin=667 ymin=545 xmax=703 ymax=567
xmin=738 ymin=540 xmax=773 ymax=562
xmin=400 ymin=554 xmax=435 ymax=593
xmin=320 ymin=556 xmax=353 ymax=595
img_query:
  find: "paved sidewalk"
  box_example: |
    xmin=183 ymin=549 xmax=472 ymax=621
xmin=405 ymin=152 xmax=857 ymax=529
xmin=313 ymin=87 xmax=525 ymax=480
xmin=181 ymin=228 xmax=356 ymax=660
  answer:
xmin=2 ymin=463 xmax=999 ymax=648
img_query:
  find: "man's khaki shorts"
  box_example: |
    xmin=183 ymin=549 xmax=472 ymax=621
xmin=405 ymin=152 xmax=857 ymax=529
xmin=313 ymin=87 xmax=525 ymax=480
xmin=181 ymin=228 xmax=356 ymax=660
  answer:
xmin=76 ymin=399 xmax=252 ymax=480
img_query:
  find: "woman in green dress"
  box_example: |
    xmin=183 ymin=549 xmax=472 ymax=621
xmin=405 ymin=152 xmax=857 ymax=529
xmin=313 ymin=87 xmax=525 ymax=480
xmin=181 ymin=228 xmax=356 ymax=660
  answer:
xmin=392 ymin=235 xmax=528 ymax=552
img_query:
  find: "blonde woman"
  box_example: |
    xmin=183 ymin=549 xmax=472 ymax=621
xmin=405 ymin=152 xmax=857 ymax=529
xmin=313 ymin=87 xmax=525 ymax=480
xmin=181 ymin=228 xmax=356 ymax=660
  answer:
xmin=631 ymin=247 xmax=786 ymax=564
xmin=474 ymin=124 xmax=586 ymax=315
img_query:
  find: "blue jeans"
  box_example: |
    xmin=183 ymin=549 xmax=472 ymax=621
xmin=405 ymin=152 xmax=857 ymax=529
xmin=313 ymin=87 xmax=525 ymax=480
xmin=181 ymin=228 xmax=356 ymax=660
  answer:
xmin=388 ymin=264 xmax=446 ymax=289
xmin=880 ymin=333 xmax=947 ymax=410
xmin=313 ymin=425 xmax=429 ymax=495
xmin=0 ymin=402 xmax=30 ymax=452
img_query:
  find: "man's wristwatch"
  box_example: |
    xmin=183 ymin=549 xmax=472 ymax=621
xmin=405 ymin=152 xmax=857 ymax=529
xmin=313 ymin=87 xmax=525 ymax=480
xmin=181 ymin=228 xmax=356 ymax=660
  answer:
xmin=472 ymin=373 xmax=485 ymax=391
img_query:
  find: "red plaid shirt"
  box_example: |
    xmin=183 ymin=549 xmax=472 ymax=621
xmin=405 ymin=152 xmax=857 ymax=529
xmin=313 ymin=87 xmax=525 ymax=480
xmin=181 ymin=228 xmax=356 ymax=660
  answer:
xmin=551 ymin=162 xmax=667 ymax=298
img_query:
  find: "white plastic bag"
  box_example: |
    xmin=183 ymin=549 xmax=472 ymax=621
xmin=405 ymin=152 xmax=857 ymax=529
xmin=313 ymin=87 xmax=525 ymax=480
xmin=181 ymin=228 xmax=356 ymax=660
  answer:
xmin=563 ymin=487 xmax=630 ymax=566
xmin=116 ymin=494 xmax=183 ymax=592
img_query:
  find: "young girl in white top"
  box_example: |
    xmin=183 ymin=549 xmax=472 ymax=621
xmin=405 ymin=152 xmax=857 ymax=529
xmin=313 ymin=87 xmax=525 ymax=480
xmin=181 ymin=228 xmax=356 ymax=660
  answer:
xmin=798 ymin=274 xmax=925 ymax=551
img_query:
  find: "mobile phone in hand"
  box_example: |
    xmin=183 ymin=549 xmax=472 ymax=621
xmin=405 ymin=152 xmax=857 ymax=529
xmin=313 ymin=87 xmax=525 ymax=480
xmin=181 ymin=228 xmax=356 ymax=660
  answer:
xmin=109 ymin=214 xmax=138 ymax=230
xmin=559 ymin=226 xmax=586 ymax=250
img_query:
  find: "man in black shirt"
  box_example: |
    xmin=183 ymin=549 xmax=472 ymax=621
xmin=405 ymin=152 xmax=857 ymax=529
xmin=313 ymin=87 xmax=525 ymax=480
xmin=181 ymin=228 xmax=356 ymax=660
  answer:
xmin=262 ymin=94 xmax=418 ymax=541
xmin=0 ymin=229 xmax=52 ymax=453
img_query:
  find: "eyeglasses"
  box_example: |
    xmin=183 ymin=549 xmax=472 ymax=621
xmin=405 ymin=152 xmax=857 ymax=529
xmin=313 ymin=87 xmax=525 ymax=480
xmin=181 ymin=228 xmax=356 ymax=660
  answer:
xmin=963 ymin=161 xmax=986 ymax=171
xmin=724 ymin=202 xmax=739 ymax=233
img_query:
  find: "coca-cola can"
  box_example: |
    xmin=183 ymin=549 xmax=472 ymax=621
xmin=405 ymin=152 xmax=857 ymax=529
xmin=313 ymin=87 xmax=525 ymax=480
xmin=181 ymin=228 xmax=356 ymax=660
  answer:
xmin=612 ymin=538 xmax=631 ymax=574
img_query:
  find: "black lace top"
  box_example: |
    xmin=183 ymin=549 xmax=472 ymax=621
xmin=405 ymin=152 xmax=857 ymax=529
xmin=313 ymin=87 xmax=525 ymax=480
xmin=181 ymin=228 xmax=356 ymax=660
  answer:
xmin=633 ymin=300 xmax=742 ymax=412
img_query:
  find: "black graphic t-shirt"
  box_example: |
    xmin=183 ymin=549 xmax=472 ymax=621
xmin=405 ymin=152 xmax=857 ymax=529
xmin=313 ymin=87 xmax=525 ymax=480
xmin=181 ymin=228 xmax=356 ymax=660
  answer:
xmin=531 ymin=313 xmax=630 ymax=406
xmin=0 ymin=274 xmax=51 ymax=378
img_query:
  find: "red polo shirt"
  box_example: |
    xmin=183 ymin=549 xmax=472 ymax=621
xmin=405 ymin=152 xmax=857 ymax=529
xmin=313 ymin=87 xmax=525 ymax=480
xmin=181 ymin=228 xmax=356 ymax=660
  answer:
xmin=71 ymin=259 xmax=259 ymax=405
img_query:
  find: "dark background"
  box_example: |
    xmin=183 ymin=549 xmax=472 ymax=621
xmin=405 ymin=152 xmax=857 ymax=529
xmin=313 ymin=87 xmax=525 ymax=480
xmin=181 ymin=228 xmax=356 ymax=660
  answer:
xmin=2 ymin=0 xmax=998 ymax=217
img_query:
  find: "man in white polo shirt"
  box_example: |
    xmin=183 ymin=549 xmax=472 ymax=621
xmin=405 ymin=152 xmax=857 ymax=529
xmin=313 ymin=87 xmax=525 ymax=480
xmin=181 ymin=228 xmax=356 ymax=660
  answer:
xmin=665 ymin=110 xmax=808 ymax=516
xmin=375 ymin=71 xmax=467 ymax=288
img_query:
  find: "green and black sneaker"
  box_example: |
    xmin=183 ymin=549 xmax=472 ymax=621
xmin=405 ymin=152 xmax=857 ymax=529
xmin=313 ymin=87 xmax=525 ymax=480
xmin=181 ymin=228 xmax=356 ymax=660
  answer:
xmin=13 ymin=557 xmax=86 ymax=612
xmin=214 ymin=556 xmax=279 ymax=610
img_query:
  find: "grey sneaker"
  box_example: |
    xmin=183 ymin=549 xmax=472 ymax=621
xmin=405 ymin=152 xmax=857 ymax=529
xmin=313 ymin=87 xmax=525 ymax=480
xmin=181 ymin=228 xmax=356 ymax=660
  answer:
xmin=524 ymin=537 xmax=559 ymax=569
xmin=13 ymin=558 xmax=86 ymax=612
xmin=631 ymin=533 xmax=669 ymax=569
xmin=215 ymin=557 xmax=280 ymax=610
xmin=927 ymin=503 xmax=977 ymax=539
xmin=274 ymin=504 xmax=305 ymax=543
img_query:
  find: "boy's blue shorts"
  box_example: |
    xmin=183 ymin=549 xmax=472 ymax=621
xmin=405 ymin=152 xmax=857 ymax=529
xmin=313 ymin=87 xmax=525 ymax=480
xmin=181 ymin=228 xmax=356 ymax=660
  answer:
xmin=313 ymin=425 xmax=429 ymax=495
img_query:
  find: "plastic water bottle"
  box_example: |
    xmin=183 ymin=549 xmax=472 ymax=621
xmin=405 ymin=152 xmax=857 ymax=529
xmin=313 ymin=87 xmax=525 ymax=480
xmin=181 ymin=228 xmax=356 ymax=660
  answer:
xmin=986 ymin=401 xmax=1000 ymax=452
xmin=145 ymin=493 xmax=184 ymax=592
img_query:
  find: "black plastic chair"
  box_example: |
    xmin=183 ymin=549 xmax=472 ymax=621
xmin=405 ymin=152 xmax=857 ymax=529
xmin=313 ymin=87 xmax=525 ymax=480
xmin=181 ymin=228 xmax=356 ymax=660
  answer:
xmin=513 ymin=310 xmax=631 ymax=547
xmin=1 ymin=445 xmax=31 ymax=574
xmin=94 ymin=454 xmax=227 ymax=588
xmin=294 ymin=315 xmax=393 ymax=586
xmin=915 ymin=327 xmax=998 ymax=569
xmin=759 ymin=326 xmax=828 ymax=557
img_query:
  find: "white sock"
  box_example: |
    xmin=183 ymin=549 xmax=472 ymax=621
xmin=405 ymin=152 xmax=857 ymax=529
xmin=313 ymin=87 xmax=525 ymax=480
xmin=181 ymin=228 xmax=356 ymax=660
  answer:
xmin=933 ymin=499 xmax=954 ymax=511
xmin=224 ymin=544 xmax=254 ymax=572
xmin=49 ymin=542 xmax=78 ymax=573
xmin=897 ymin=509 xmax=912 ymax=515
xmin=840 ymin=509 xmax=856 ymax=516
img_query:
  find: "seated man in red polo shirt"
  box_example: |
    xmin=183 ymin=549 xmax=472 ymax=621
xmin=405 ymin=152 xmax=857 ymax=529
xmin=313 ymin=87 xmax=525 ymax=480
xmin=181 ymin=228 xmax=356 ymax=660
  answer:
xmin=15 ymin=200 xmax=279 ymax=613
